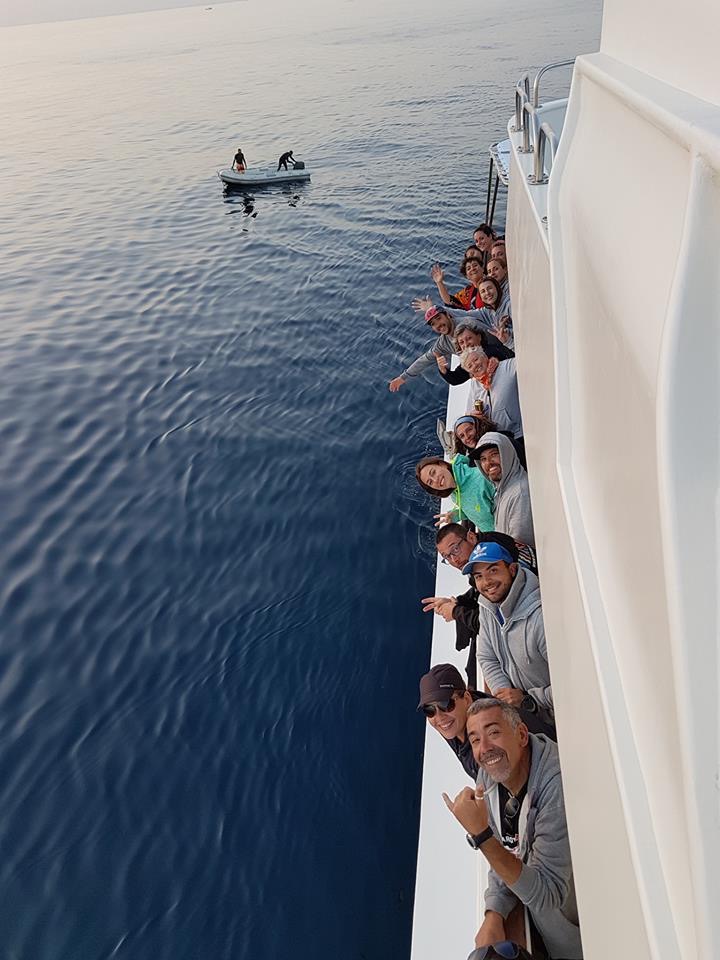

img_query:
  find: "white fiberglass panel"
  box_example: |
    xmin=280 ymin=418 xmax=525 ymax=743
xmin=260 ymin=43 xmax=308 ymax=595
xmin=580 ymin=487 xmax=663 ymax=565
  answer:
xmin=553 ymin=67 xmax=693 ymax=956
xmin=542 ymin=50 xmax=720 ymax=959
xmin=506 ymin=151 xmax=652 ymax=960
xmin=601 ymin=0 xmax=720 ymax=106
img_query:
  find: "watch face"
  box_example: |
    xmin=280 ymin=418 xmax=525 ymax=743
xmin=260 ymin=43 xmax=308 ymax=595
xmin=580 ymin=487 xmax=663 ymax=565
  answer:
xmin=466 ymin=833 xmax=478 ymax=849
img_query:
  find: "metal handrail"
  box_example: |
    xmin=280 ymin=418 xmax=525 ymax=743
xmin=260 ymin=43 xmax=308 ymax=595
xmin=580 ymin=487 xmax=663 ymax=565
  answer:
xmin=532 ymin=58 xmax=575 ymax=107
xmin=513 ymin=73 xmax=531 ymax=132
xmin=519 ymin=101 xmax=537 ymax=154
xmin=529 ymin=121 xmax=558 ymax=185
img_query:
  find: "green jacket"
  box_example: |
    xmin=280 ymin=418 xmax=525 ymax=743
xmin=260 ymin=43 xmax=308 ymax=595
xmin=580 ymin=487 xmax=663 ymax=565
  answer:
xmin=450 ymin=454 xmax=494 ymax=531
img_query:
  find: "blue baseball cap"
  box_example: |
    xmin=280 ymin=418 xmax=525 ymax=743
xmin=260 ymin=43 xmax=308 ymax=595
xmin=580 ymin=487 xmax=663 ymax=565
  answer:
xmin=461 ymin=541 xmax=515 ymax=575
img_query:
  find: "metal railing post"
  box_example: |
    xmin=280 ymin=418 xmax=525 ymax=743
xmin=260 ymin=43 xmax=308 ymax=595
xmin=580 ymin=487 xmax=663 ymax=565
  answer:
xmin=532 ymin=58 xmax=575 ymax=107
xmin=512 ymin=72 xmax=530 ymax=132
xmin=528 ymin=122 xmax=558 ymax=185
xmin=519 ymin=101 xmax=537 ymax=154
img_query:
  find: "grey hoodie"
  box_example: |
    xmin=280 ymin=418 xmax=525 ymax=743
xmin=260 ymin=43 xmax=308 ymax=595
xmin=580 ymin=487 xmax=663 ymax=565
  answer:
xmin=402 ymin=316 xmax=486 ymax=380
xmin=479 ymin=432 xmax=535 ymax=547
xmin=476 ymin=565 xmax=552 ymax=712
xmin=468 ymin=361 xmax=523 ymax=439
xmin=479 ymin=734 xmax=582 ymax=959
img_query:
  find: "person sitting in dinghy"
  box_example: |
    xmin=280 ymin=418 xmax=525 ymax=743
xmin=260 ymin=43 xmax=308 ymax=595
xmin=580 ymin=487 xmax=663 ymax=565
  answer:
xmin=232 ymin=147 xmax=246 ymax=172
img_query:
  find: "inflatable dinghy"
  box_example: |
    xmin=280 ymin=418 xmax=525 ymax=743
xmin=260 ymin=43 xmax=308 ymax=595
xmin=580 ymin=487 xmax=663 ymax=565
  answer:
xmin=218 ymin=166 xmax=311 ymax=187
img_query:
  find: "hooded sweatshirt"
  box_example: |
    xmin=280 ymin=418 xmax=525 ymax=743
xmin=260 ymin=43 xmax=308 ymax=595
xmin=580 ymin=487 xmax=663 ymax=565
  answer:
xmin=402 ymin=316 xmax=488 ymax=381
xmin=476 ymin=565 xmax=552 ymax=713
xmin=449 ymin=454 xmax=494 ymax=532
xmin=478 ymin=432 xmax=535 ymax=547
xmin=468 ymin=360 xmax=523 ymax=439
xmin=478 ymin=735 xmax=582 ymax=959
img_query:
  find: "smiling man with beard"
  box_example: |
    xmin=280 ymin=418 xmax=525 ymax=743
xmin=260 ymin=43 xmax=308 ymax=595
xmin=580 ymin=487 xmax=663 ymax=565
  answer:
xmin=443 ymin=699 xmax=583 ymax=960
xmin=462 ymin=540 xmax=554 ymax=738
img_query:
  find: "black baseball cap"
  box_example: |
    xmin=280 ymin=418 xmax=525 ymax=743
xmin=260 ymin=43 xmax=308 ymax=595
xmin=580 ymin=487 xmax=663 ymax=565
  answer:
xmin=417 ymin=663 xmax=466 ymax=709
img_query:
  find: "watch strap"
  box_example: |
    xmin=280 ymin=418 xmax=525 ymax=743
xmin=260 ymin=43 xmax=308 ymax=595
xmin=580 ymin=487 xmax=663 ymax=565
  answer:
xmin=466 ymin=826 xmax=494 ymax=849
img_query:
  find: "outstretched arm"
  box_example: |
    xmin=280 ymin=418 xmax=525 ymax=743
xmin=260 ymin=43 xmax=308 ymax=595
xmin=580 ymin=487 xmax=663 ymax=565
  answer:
xmin=430 ymin=263 xmax=454 ymax=306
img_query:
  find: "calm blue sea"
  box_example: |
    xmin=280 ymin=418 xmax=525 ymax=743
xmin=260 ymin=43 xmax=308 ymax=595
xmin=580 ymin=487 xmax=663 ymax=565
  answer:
xmin=0 ymin=2 xmax=600 ymax=957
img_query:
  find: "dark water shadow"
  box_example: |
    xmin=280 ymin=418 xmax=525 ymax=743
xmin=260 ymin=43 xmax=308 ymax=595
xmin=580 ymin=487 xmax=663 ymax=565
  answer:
xmin=221 ymin=180 xmax=310 ymax=212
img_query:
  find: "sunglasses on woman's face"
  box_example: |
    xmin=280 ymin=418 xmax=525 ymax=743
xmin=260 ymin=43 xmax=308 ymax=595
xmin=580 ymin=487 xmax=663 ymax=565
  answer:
xmin=421 ymin=696 xmax=458 ymax=718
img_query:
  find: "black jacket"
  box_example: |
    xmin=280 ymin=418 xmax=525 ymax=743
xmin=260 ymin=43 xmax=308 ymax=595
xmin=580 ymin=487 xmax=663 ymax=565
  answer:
xmin=454 ymin=583 xmax=480 ymax=690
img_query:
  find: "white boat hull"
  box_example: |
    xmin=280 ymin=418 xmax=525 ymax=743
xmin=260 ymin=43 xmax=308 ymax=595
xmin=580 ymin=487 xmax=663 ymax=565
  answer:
xmin=217 ymin=166 xmax=311 ymax=188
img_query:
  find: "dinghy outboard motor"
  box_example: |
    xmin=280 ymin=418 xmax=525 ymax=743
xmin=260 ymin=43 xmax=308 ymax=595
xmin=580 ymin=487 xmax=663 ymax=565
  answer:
xmin=292 ymin=160 xmax=305 ymax=170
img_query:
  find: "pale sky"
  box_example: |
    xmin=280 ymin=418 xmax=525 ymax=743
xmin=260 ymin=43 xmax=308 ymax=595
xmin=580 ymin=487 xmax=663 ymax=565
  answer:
xmin=0 ymin=0 xmax=238 ymax=27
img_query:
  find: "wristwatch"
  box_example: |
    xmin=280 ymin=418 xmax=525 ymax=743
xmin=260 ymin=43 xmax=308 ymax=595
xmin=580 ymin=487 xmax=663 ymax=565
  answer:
xmin=466 ymin=826 xmax=494 ymax=850
xmin=520 ymin=694 xmax=537 ymax=713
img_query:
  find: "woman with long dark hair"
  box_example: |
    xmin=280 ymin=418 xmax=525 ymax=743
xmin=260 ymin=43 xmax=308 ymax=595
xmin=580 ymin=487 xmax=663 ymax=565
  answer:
xmin=415 ymin=454 xmax=494 ymax=531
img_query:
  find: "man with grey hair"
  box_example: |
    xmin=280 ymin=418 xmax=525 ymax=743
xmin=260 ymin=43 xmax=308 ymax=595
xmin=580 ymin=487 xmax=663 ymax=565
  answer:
xmin=443 ymin=698 xmax=582 ymax=959
xmin=436 ymin=322 xmax=514 ymax=386
xmin=460 ymin=347 xmax=522 ymax=441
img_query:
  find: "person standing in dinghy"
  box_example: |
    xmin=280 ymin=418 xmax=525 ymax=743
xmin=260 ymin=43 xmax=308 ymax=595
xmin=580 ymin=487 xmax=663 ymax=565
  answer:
xmin=277 ymin=150 xmax=296 ymax=171
xmin=232 ymin=147 xmax=246 ymax=172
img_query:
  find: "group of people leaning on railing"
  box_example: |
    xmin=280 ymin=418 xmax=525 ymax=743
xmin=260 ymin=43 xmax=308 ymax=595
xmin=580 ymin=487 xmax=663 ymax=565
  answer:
xmin=388 ymin=224 xmax=583 ymax=960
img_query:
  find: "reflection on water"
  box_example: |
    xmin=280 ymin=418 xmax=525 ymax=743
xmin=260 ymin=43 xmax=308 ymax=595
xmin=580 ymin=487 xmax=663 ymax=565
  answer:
xmin=221 ymin=185 xmax=307 ymax=213
xmin=0 ymin=1 xmax=601 ymax=958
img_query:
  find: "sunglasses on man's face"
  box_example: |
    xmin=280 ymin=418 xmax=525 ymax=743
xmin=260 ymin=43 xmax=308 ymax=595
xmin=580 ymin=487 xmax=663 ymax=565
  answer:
xmin=421 ymin=696 xmax=458 ymax=718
